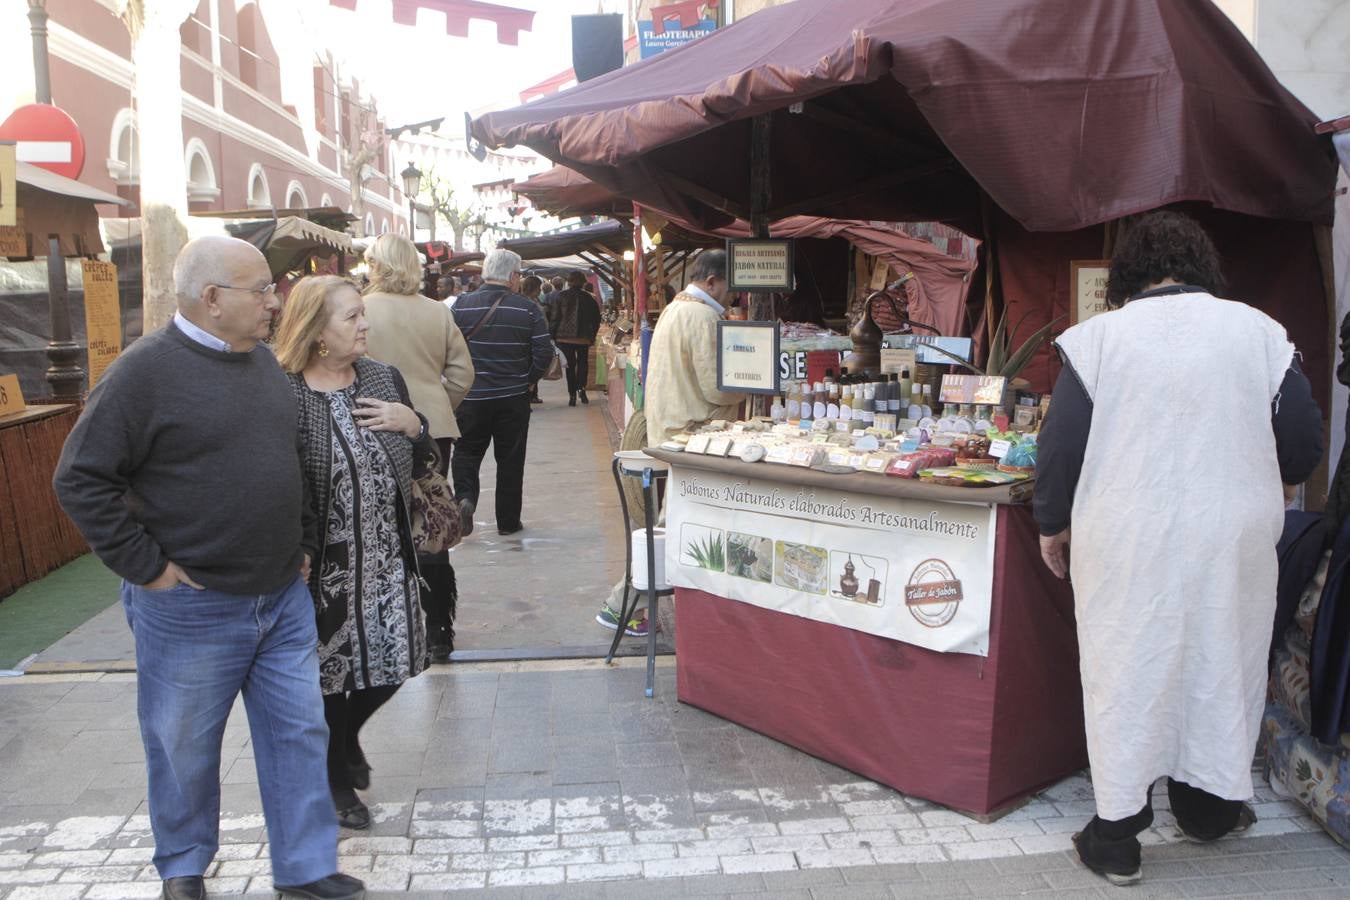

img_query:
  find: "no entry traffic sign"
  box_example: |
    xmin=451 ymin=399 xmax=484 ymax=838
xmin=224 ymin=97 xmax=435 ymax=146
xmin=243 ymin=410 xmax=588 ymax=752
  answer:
xmin=0 ymin=104 xmax=86 ymax=180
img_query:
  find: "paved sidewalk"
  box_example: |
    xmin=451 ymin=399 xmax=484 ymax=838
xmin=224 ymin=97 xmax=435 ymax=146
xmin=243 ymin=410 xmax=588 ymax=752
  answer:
xmin=0 ymin=661 xmax=1346 ymax=899
xmin=17 ymin=379 xmax=670 ymax=673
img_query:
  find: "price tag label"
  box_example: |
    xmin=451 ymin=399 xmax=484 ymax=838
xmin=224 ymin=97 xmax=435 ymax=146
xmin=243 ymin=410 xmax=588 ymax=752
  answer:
xmin=766 ymin=445 xmax=794 ymax=465
xmin=790 ymin=445 xmax=821 ymax=467
xmin=864 ymin=454 xmax=892 ymax=472
xmin=0 ymin=373 xmax=26 ymax=416
xmin=989 ymin=439 xmax=1012 ymax=459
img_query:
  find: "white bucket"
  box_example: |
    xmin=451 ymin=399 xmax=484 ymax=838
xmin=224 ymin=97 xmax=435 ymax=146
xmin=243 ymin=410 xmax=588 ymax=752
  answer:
xmin=630 ymin=527 xmax=669 ymax=591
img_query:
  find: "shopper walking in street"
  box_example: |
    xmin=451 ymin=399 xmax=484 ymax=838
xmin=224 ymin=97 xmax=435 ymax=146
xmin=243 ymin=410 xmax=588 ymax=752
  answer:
xmin=596 ymin=249 xmax=746 ymax=636
xmin=451 ymin=248 xmax=553 ymax=536
xmin=1035 ymin=211 xmax=1324 ymax=886
xmin=361 ymin=235 xmax=474 ymax=661
xmin=552 ymin=270 xmax=602 ymax=407
xmin=275 ymin=275 xmax=435 ymax=831
xmin=53 ymin=236 xmax=363 ymax=900
xmin=521 ymin=274 xmax=549 ymax=404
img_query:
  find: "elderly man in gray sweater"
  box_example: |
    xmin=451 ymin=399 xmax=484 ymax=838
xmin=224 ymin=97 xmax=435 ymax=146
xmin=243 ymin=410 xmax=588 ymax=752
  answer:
xmin=54 ymin=236 xmax=363 ymax=900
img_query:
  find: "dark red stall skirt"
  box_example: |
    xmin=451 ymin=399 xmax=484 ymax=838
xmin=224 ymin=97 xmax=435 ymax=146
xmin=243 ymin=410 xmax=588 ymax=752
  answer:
xmin=674 ymin=504 xmax=1087 ymax=816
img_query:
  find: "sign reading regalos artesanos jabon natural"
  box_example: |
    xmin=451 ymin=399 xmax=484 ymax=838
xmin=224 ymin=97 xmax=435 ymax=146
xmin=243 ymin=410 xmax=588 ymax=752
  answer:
xmin=727 ymin=238 xmax=794 ymax=291
xmin=665 ymin=468 xmax=996 ymax=655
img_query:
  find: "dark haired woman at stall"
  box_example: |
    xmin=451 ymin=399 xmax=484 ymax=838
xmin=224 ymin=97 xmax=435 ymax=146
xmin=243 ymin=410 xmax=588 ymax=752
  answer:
xmin=1034 ymin=210 xmax=1323 ymax=885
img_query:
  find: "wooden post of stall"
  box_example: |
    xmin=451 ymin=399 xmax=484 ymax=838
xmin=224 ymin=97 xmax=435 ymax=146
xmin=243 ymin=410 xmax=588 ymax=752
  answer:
xmin=749 ymin=114 xmax=774 ymax=319
xmin=747 ymin=114 xmax=774 ymax=416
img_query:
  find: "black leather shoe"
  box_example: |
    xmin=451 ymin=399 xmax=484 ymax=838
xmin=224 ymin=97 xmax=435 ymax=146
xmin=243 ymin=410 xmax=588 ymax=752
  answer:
xmin=162 ymin=875 xmax=205 ymax=900
xmin=458 ymin=500 xmax=475 ymax=537
xmin=498 ymin=523 xmax=524 ymax=536
xmin=275 ymin=872 xmax=366 ymax=899
xmin=568 ymin=393 xmax=577 ymax=406
xmin=579 ymin=390 xmax=589 ymax=405
xmin=336 ymin=797 xmax=371 ymax=829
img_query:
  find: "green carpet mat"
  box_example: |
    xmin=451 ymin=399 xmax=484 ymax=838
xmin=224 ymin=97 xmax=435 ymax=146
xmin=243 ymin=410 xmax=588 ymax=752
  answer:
xmin=0 ymin=554 xmax=119 ymax=670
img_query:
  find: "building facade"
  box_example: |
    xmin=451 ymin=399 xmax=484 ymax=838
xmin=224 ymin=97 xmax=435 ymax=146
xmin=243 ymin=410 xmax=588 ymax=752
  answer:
xmin=2 ymin=0 xmax=410 ymax=235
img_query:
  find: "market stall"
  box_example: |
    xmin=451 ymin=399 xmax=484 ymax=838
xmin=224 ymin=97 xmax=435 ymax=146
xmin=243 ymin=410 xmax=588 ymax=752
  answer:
xmin=473 ymin=0 xmax=1337 ymax=816
xmin=650 ymin=448 xmax=1080 ymax=816
xmin=0 ymin=162 xmax=129 ymax=596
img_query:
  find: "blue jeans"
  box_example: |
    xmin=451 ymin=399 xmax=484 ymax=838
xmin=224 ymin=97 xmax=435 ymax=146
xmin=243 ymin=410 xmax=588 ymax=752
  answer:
xmin=122 ymin=575 xmax=337 ymax=884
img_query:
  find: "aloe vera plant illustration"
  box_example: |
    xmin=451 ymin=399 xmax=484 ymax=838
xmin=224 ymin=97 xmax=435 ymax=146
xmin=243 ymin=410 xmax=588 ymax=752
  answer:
xmin=686 ymin=533 xmax=725 ymax=572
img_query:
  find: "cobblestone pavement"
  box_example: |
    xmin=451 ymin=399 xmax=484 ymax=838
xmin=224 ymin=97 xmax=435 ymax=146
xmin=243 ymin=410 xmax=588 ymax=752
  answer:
xmin=1 ymin=661 xmax=1347 ymax=898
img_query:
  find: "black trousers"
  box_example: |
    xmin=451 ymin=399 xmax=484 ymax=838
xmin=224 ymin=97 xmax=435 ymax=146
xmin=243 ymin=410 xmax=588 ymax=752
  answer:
xmin=1077 ymin=778 xmax=1246 ymax=871
xmin=324 ymin=684 xmax=400 ymax=797
xmin=451 ymin=395 xmax=531 ymax=531
xmin=560 ymin=342 xmax=589 ymax=396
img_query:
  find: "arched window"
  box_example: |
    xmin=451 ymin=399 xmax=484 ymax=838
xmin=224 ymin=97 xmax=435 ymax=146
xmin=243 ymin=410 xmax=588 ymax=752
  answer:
xmin=184 ymin=139 xmax=218 ymax=203
xmin=247 ymin=164 xmax=270 ymax=208
xmin=285 ymin=180 xmax=308 ymax=210
xmin=364 ymin=212 xmax=375 ymax=235
xmin=108 ymin=109 xmax=138 ymax=185
xmin=320 ymin=193 xmax=333 ymax=208
xmin=380 ymin=219 xmax=390 ymax=234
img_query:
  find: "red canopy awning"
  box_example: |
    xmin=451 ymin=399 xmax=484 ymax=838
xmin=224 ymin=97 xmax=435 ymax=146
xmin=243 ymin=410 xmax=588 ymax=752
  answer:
xmin=514 ymin=166 xmax=632 ymax=218
xmin=472 ymin=0 xmax=1335 ymax=233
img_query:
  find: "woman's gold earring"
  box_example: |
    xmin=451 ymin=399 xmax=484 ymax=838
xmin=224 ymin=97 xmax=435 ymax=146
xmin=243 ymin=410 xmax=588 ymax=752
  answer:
xmin=317 ymin=340 xmax=329 ymax=358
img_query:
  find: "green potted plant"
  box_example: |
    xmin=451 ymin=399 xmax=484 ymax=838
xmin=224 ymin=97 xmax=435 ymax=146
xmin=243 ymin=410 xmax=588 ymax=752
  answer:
xmin=929 ymin=309 xmax=1066 ymax=413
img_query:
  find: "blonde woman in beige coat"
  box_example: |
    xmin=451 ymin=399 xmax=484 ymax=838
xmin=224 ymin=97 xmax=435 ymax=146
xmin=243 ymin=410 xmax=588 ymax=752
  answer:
xmin=361 ymin=234 xmax=474 ymax=661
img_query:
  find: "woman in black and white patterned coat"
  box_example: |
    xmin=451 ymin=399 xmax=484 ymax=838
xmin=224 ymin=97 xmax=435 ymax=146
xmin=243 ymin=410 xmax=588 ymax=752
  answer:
xmin=274 ymin=275 xmax=433 ymax=831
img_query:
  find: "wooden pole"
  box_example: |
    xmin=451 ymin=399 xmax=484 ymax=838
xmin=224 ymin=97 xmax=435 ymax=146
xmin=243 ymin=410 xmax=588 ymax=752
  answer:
xmin=748 ymin=115 xmax=774 ymax=415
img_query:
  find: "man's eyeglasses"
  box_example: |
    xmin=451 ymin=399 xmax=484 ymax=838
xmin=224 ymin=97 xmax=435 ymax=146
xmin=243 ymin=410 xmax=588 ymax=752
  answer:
xmin=211 ymin=283 xmax=277 ymax=297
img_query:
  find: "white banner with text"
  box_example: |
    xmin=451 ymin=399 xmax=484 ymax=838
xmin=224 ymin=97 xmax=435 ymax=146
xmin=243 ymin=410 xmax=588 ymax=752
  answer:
xmin=665 ymin=468 xmax=997 ymax=656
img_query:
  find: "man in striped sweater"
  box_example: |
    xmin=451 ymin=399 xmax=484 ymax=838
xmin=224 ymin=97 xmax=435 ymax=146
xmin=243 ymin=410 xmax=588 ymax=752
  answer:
xmin=451 ymin=249 xmax=554 ymax=535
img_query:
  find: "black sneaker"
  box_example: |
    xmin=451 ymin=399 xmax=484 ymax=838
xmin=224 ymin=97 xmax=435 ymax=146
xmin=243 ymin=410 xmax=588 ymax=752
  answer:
xmin=275 ymin=873 xmax=366 ymax=899
xmin=1177 ymin=802 xmax=1256 ymax=843
xmin=1072 ymin=828 xmax=1142 ymax=886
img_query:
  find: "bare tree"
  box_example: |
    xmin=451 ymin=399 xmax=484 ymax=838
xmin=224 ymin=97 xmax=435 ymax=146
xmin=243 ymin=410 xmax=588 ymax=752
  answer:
xmin=423 ymin=169 xmax=486 ymax=252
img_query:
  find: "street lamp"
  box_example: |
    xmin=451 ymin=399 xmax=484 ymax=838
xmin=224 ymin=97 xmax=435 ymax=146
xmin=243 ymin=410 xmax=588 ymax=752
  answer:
xmin=401 ymin=162 xmax=422 ymax=240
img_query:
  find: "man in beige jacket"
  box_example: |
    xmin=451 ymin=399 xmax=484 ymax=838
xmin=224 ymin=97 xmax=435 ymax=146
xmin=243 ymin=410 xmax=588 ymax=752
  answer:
xmin=597 ymin=249 xmax=746 ymax=637
xmin=642 ymin=249 xmax=744 ymax=442
xmin=360 ymin=234 xmax=474 ymax=659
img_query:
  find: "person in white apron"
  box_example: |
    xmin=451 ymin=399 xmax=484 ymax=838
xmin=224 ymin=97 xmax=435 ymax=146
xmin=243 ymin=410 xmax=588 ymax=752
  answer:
xmin=1035 ymin=211 xmax=1324 ymax=885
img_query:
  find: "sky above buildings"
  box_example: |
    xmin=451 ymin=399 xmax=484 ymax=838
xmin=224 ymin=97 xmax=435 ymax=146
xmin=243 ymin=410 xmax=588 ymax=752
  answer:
xmin=308 ymin=0 xmax=625 ymax=129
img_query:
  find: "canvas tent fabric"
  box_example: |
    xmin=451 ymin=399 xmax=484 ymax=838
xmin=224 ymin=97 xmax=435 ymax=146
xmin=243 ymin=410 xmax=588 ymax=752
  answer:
xmin=508 ymin=167 xmax=977 ymax=336
xmin=515 ymin=166 xmax=630 ymax=218
xmin=101 ymin=215 xmax=351 ymax=279
xmin=713 ymin=216 xmax=978 ymax=339
xmin=472 ymin=0 xmax=1335 ymax=234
